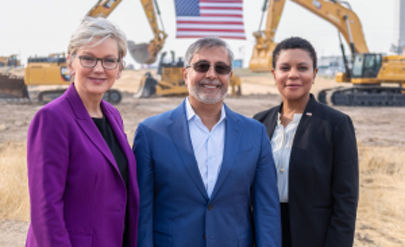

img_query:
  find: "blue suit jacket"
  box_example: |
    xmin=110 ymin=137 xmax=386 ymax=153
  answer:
xmin=133 ymin=100 xmax=281 ymax=247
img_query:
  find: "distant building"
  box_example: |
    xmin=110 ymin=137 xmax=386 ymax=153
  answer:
xmin=391 ymin=0 xmax=405 ymax=54
xmin=232 ymin=59 xmax=243 ymax=69
xmin=317 ymin=55 xmax=347 ymax=77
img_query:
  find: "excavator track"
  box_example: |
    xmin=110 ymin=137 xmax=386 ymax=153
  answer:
xmin=38 ymin=88 xmax=123 ymax=105
xmin=318 ymin=86 xmax=405 ymax=106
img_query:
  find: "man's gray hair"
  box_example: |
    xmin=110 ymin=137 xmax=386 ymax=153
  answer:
xmin=68 ymin=16 xmax=127 ymax=60
xmin=184 ymin=37 xmax=234 ymax=67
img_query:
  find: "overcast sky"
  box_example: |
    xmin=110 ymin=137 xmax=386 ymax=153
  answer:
xmin=0 ymin=0 xmax=398 ymax=67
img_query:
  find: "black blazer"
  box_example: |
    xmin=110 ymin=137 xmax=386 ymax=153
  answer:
xmin=254 ymin=95 xmax=358 ymax=247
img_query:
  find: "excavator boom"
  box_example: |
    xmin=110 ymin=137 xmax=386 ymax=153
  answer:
xmin=87 ymin=0 xmax=167 ymax=64
xmin=249 ymin=0 xmax=286 ymax=71
xmin=292 ymin=0 xmax=368 ymax=53
xmin=87 ymin=0 xmax=122 ymax=17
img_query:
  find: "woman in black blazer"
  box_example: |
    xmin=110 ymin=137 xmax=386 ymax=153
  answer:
xmin=254 ymin=37 xmax=358 ymax=247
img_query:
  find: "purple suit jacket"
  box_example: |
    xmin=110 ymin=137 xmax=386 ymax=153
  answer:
xmin=26 ymin=84 xmax=139 ymax=247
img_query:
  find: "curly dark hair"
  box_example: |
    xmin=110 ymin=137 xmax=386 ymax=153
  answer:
xmin=272 ymin=36 xmax=317 ymax=69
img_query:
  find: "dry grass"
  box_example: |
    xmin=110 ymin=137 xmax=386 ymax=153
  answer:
xmin=0 ymin=142 xmax=29 ymax=221
xmin=0 ymin=140 xmax=404 ymax=246
xmin=354 ymin=144 xmax=405 ymax=247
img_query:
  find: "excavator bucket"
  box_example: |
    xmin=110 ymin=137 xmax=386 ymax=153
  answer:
xmin=128 ymin=40 xmax=157 ymax=65
xmin=0 ymin=73 xmax=29 ymax=99
xmin=134 ymin=72 xmax=158 ymax=98
xmin=249 ymin=41 xmax=278 ymax=72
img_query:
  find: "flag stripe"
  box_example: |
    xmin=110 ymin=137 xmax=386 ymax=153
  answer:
xmin=200 ymin=6 xmax=243 ymax=11
xmin=200 ymin=13 xmax=243 ymax=18
xmin=178 ymin=20 xmax=243 ymax=25
xmin=200 ymin=0 xmax=242 ymax=3
xmin=178 ymin=24 xmax=244 ymax=29
xmin=200 ymin=3 xmax=242 ymax=7
xmin=200 ymin=9 xmax=243 ymax=14
xmin=176 ymin=32 xmax=246 ymax=39
xmin=178 ymin=27 xmax=245 ymax=32
xmin=177 ymin=16 xmax=243 ymax=22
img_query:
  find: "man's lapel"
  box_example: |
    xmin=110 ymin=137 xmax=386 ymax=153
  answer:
xmin=169 ymin=101 xmax=209 ymax=200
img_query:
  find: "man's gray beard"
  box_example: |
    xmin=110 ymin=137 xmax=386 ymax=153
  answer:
xmin=189 ymin=80 xmax=228 ymax=104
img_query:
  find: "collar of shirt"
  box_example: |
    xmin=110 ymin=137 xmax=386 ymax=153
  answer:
xmin=276 ymin=112 xmax=303 ymax=126
xmin=185 ymin=97 xmax=226 ymax=125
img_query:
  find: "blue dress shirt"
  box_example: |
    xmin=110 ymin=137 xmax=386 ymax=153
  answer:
xmin=185 ymin=98 xmax=226 ymax=198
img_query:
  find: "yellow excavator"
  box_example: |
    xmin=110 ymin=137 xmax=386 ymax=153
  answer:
xmin=250 ymin=0 xmax=405 ymax=106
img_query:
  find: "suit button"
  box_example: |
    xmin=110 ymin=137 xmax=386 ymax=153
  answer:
xmin=207 ymin=204 xmax=213 ymax=210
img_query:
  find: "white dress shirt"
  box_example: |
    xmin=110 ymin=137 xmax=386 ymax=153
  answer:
xmin=185 ymin=98 xmax=226 ymax=198
xmin=271 ymin=112 xmax=302 ymax=202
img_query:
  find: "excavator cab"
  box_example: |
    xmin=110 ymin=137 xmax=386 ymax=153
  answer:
xmin=351 ymin=53 xmax=383 ymax=79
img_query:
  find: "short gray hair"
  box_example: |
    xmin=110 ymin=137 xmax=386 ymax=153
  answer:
xmin=68 ymin=17 xmax=127 ymax=60
xmin=184 ymin=37 xmax=234 ymax=67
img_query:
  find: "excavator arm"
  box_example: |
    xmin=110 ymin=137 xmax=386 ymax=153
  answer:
xmin=87 ymin=0 xmax=167 ymax=64
xmin=249 ymin=0 xmax=369 ymax=72
xmin=87 ymin=0 xmax=122 ymax=17
xmin=128 ymin=0 xmax=167 ymax=64
xmin=292 ymin=0 xmax=368 ymax=53
xmin=249 ymin=0 xmax=286 ymax=72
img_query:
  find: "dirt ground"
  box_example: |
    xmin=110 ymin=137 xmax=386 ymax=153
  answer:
xmin=0 ymin=69 xmax=404 ymax=246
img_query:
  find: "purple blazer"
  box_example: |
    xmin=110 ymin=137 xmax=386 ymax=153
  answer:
xmin=26 ymin=84 xmax=139 ymax=247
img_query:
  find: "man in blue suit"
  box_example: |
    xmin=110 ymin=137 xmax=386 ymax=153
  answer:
xmin=133 ymin=37 xmax=281 ymax=247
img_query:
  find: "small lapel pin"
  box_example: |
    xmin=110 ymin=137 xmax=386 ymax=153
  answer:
xmin=306 ymin=112 xmax=312 ymax=116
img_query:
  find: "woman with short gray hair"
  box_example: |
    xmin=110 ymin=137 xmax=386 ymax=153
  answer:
xmin=26 ymin=16 xmax=139 ymax=247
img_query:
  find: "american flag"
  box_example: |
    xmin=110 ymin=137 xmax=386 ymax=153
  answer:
xmin=174 ymin=0 xmax=246 ymax=39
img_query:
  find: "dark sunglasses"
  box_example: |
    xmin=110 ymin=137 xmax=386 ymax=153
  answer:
xmin=187 ymin=61 xmax=232 ymax=75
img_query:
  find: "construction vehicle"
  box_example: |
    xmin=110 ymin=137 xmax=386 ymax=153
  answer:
xmin=136 ymin=51 xmax=241 ymax=98
xmin=0 ymin=54 xmax=20 ymax=67
xmin=250 ymin=0 xmax=405 ymax=106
